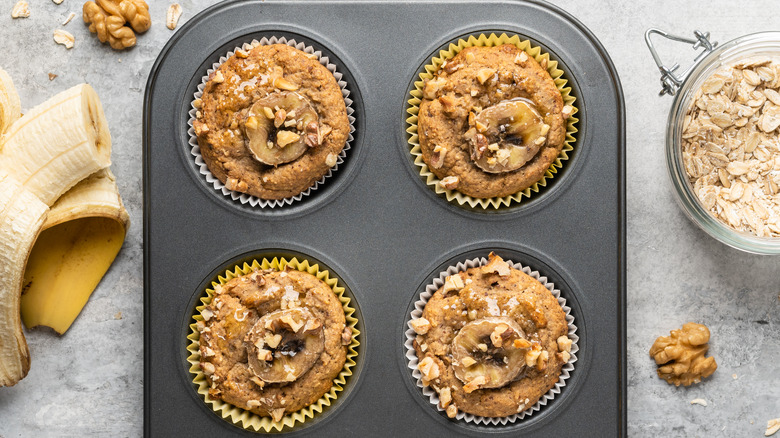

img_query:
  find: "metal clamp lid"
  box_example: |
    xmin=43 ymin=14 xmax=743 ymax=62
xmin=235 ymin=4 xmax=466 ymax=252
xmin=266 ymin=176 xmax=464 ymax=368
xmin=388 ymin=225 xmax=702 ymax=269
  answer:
xmin=645 ymin=28 xmax=717 ymax=96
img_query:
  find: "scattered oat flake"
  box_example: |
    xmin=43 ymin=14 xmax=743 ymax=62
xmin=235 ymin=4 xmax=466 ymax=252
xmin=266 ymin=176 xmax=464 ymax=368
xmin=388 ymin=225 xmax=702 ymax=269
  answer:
xmin=732 ymin=373 xmax=738 ymax=380
xmin=62 ymin=11 xmax=75 ymax=25
xmin=53 ymin=29 xmax=74 ymax=49
xmin=166 ymin=3 xmax=182 ymax=30
xmin=690 ymin=398 xmax=708 ymax=406
xmin=114 ymin=311 xmax=122 ymax=320
xmin=48 ymin=73 xmax=57 ymax=81
xmin=767 ymin=418 xmax=780 ymax=436
xmin=11 ymin=1 xmax=30 ymax=18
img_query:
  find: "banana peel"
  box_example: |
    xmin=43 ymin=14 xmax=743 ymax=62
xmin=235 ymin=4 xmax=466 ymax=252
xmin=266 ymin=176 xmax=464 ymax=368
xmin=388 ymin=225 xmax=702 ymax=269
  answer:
xmin=21 ymin=169 xmax=129 ymax=335
xmin=0 ymin=77 xmax=127 ymax=386
xmin=0 ymin=68 xmax=21 ymax=134
xmin=0 ymin=171 xmax=48 ymax=387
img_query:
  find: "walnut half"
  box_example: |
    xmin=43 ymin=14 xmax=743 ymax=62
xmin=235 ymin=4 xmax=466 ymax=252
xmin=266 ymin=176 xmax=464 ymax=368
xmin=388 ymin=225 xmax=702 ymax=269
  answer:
xmin=83 ymin=0 xmax=150 ymax=50
xmin=649 ymin=322 xmax=717 ymax=387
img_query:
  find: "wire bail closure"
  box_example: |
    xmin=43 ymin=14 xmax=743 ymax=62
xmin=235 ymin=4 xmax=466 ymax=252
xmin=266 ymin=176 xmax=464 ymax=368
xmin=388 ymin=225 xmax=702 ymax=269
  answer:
xmin=645 ymin=29 xmax=717 ymax=96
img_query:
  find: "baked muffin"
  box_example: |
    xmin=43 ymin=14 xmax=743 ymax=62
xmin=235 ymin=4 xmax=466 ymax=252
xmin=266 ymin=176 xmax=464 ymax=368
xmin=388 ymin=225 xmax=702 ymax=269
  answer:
xmin=193 ymin=43 xmax=350 ymax=200
xmin=417 ymin=44 xmax=570 ymax=199
xmin=197 ymin=267 xmax=352 ymax=422
xmin=411 ymin=253 xmax=573 ymax=418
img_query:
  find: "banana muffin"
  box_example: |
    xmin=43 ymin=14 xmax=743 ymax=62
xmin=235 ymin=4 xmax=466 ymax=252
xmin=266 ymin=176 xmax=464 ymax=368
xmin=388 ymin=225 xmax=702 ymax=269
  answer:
xmin=197 ymin=267 xmax=352 ymax=422
xmin=417 ymin=44 xmax=570 ymax=198
xmin=193 ymin=43 xmax=350 ymax=200
xmin=411 ymin=253 xmax=573 ymax=418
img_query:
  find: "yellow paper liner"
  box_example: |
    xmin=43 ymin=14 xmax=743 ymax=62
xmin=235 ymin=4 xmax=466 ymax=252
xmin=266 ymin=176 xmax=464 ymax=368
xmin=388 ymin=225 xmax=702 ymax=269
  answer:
xmin=406 ymin=33 xmax=579 ymax=209
xmin=186 ymin=256 xmax=360 ymax=432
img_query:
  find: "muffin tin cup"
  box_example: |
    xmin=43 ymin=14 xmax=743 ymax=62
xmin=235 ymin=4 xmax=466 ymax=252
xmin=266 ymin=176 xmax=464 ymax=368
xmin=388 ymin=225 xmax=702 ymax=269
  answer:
xmin=405 ymin=32 xmax=579 ymax=210
xmin=187 ymin=36 xmax=356 ymax=209
xmin=404 ymin=255 xmax=579 ymax=425
xmin=185 ymin=255 xmax=361 ymax=432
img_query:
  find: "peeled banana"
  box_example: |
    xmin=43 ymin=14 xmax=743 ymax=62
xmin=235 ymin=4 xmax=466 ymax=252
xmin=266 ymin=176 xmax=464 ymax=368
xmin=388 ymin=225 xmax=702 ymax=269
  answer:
xmin=0 ymin=170 xmax=48 ymax=387
xmin=0 ymin=83 xmax=112 ymax=206
xmin=21 ymin=169 xmax=129 ymax=335
xmin=0 ymin=68 xmax=21 ymax=134
xmin=0 ymin=73 xmax=127 ymax=387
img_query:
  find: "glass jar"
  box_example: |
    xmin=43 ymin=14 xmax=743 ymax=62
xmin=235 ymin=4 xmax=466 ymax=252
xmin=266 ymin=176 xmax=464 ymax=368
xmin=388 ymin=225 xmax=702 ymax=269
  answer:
xmin=648 ymin=30 xmax=780 ymax=254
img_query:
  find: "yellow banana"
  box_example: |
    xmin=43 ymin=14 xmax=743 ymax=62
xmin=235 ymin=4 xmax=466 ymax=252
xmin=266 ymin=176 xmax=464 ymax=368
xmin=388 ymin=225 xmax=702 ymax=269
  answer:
xmin=21 ymin=169 xmax=129 ymax=335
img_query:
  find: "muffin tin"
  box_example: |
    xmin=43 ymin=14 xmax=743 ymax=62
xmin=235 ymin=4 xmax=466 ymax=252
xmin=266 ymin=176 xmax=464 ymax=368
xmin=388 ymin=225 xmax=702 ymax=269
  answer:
xmin=143 ymin=0 xmax=626 ymax=436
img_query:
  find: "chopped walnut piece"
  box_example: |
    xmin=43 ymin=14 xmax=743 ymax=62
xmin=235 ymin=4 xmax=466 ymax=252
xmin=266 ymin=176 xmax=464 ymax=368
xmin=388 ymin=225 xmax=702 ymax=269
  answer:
xmin=460 ymin=356 xmax=476 ymax=367
xmin=325 ymin=152 xmax=338 ymax=167
xmin=649 ymin=322 xmax=717 ymax=386
xmin=439 ymin=175 xmax=459 ymax=190
xmin=482 ymin=252 xmax=510 ymax=277
xmin=271 ymin=408 xmax=286 ymax=422
xmin=249 ymin=376 xmax=265 ymax=388
xmin=489 ymin=323 xmax=511 ymax=348
xmin=273 ymin=77 xmax=298 ymax=91
xmin=525 ymin=343 xmax=542 ymax=367
xmin=476 ymin=68 xmax=496 ymax=84
xmin=200 ymin=362 xmax=215 ymax=375
xmin=536 ymin=350 xmax=549 ymax=370
xmin=341 ymin=327 xmax=352 ymax=345
xmin=246 ymin=399 xmax=261 ymax=409
xmin=462 ymin=375 xmax=486 ymax=393
xmin=513 ymin=338 xmax=531 ymax=349
xmin=441 ymin=274 xmax=464 ymax=294
xmin=557 ymin=335 xmax=573 ymax=352
xmin=438 ymin=387 xmax=452 ymax=408
xmin=410 ymin=317 xmax=431 ymax=335
xmin=446 ymin=404 xmax=458 ymax=418
xmin=418 ymin=356 xmax=440 ymax=385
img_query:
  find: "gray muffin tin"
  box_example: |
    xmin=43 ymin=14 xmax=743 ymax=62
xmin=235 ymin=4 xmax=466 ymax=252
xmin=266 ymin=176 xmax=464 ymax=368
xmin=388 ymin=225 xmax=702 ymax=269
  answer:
xmin=143 ymin=0 xmax=626 ymax=436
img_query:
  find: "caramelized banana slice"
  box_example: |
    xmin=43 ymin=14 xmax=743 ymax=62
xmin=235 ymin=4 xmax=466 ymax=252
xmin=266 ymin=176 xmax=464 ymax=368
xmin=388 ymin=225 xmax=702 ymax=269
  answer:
xmin=244 ymin=92 xmax=320 ymax=166
xmin=469 ymin=98 xmax=549 ymax=173
xmin=451 ymin=317 xmax=528 ymax=390
xmin=245 ymin=308 xmax=324 ymax=384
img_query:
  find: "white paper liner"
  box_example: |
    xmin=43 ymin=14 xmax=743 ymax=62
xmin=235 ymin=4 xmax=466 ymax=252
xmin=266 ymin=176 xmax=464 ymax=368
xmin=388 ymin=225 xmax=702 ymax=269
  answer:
xmin=187 ymin=36 xmax=356 ymax=208
xmin=404 ymin=256 xmax=579 ymax=425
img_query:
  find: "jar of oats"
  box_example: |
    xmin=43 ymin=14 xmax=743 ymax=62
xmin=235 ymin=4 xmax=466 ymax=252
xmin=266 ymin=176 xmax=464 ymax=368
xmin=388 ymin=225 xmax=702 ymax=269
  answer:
xmin=647 ymin=30 xmax=780 ymax=254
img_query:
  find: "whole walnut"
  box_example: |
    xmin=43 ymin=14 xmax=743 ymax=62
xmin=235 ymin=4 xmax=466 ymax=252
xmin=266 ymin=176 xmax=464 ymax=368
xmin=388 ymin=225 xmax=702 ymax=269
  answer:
xmin=83 ymin=0 xmax=150 ymax=50
xmin=649 ymin=322 xmax=717 ymax=387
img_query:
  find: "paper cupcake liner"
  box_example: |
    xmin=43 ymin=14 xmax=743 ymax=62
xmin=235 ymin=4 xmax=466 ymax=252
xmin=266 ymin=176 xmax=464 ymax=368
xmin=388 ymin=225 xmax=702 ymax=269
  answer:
xmin=406 ymin=33 xmax=579 ymax=209
xmin=187 ymin=36 xmax=356 ymax=208
xmin=404 ymin=256 xmax=578 ymax=425
xmin=186 ymin=256 xmax=361 ymax=432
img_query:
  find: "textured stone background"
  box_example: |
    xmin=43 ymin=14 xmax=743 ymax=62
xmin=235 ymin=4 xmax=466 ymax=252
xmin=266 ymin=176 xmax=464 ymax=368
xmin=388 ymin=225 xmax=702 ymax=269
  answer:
xmin=0 ymin=0 xmax=777 ymax=437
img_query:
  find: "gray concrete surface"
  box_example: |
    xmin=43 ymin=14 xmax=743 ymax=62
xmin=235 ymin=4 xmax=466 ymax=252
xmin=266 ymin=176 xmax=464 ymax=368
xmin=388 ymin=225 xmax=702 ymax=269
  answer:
xmin=0 ymin=0 xmax=777 ymax=436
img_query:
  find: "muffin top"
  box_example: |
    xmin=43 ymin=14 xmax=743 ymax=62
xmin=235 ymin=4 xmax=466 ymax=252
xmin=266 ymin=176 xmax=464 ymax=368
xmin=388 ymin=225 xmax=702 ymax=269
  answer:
xmin=198 ymin=268 xmax=351 ymax=422
xmin=417 ymin=44 xmax=568 ymax=198
xmin=411 ymin=253 xmax=571 ymax=418
xmin=193 ymin=43 xmax=350 ymax=200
